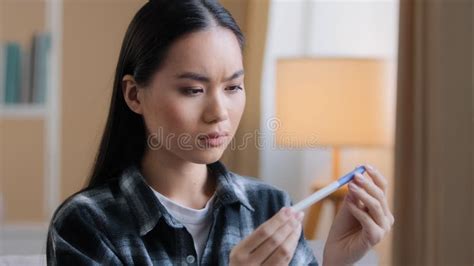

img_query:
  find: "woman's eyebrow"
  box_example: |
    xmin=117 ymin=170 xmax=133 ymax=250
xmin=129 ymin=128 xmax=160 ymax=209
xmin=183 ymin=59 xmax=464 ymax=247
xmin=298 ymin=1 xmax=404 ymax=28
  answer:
xmin=175 ymin=69 xmax=244 ymax=83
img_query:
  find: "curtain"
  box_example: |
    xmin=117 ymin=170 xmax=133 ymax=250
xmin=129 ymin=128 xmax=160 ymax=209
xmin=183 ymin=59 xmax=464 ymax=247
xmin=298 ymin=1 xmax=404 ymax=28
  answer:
xmin=393 ymin=0 xmax=472 ymax=265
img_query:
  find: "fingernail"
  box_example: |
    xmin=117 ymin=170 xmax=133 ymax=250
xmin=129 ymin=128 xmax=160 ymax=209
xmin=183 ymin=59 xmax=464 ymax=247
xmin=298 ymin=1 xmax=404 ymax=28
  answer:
xmin=355 ymin=173 xmax=364 ymax=183
xmin=283 ymin=207 xmax=292 ymax=217
xmin=367 ymin=164 xmax=374 ymax=171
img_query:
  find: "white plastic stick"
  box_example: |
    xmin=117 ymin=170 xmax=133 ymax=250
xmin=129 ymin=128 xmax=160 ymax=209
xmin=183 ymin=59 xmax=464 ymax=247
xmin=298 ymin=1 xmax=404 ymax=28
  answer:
xmin=290 ymin=166 xmax=366 ymax=212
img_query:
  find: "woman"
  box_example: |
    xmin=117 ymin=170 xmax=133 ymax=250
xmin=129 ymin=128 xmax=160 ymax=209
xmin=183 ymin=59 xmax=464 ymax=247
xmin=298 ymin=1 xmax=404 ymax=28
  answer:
xmin=46 ymin=0 xmax=394 ymax=265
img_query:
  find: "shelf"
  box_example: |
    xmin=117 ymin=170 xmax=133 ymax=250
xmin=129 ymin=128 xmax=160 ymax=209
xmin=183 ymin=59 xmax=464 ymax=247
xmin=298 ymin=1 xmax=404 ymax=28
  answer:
xmin=0 ymin=223 xmax=48 ymax=256
xmin=0 ymin=104 xmax=46 ymax=119
xmin=0 ymin=0 xmax=61 ymax=231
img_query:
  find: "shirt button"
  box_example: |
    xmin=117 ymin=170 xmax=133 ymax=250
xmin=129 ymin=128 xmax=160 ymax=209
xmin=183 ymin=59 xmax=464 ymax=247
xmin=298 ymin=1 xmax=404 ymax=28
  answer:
xmin=186 ymin=255 xmax=196 ymax=264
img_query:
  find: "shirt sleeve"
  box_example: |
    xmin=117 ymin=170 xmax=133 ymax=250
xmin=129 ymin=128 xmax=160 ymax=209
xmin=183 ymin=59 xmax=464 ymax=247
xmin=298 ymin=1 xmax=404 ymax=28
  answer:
xmin=46 ymin=202 xmax=123 ymax=266
xmin=282 ymin=190 xmax=320 ymax=266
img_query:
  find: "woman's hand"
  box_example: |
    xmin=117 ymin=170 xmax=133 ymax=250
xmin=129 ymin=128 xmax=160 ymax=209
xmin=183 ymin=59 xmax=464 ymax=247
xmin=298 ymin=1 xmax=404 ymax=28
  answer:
xmin=230 ymin=207 xmax=304 ymax=266
xmin=323 ymin=165 xmax=395 ymax=266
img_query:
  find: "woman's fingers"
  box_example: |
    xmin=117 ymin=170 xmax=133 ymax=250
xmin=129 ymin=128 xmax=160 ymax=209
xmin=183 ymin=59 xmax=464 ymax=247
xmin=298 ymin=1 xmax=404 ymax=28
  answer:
xmin=353 ymin=173 xmax=393 ymax=227
xmin=346 ymin=197 xmax=386 ymax=246
xmin=239 ymin=207 xmax=293 ymax=253
xmin=261 ymin=224 xmax=302 ymax=266
xmin=251 ymin=212 xmax=303 ymax=263
xmin=364 ymin=165 xmax=395 ymax=226
xmin=365 ymin=165 xmax=388 ymax=193
xmin=230 ymin=207 xmax=305 ymax=265
xmin=348 ymin=181 xmax=388 ymax=230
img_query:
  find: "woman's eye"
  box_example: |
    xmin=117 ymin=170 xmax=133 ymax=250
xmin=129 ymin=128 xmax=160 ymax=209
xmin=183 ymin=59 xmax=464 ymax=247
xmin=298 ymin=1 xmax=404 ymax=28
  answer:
xmin=181 ymin=88 xmax=204 ymax=96
xmin=226 ymin=86 xmax=243 ymax=92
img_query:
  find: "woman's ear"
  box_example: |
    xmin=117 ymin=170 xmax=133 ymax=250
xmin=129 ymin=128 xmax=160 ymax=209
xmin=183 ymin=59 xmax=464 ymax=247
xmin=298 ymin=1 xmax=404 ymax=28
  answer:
xmin=122 ymin=74 xmax=144 ymax=115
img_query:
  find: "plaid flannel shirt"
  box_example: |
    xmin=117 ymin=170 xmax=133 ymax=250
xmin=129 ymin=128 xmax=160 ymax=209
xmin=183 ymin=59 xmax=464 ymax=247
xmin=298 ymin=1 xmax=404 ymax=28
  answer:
xmin=47 ymin=160 xmax=319 ymax=265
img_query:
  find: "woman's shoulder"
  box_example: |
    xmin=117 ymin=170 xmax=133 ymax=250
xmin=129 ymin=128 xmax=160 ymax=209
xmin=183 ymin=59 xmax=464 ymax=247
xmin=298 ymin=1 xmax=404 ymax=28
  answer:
xmin=49 ymin=180 xmax=123 ymax=230
xmin=46 ymin=181 xmax=130 ymax=264
xmin=229 ymin=171 xmax=285 ymax=192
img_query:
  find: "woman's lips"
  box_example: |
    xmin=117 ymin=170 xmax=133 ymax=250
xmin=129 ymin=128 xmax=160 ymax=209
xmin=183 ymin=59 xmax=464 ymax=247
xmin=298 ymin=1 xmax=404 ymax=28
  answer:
xmin=198 ymin=132 xmax=229 ymax=147
xmin=199 ymin=135 xmax=227 ymax=147
xmin=201 ymin=131 xmax=229 ymax=139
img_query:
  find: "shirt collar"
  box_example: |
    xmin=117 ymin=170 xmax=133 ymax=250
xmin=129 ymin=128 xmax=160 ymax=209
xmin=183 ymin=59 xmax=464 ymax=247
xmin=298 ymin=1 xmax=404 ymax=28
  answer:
xmin=119 ymin=160 xmax=254 ymax=236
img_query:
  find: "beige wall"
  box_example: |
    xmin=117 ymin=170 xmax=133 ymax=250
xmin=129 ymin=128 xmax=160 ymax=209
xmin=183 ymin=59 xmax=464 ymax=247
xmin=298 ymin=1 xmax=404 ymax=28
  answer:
xmin=0 ymin=0 xmax=45 ymax=44
xmin=1 ymin=119 xmax=45 ymax=222
xmin=60 ymin=0 xmax=144 ymax=200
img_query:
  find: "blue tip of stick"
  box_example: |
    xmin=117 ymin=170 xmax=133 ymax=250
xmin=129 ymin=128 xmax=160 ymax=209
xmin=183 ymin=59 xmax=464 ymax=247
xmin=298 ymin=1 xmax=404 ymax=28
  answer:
xmin=337 ymin=165 xmax=366 ymax=186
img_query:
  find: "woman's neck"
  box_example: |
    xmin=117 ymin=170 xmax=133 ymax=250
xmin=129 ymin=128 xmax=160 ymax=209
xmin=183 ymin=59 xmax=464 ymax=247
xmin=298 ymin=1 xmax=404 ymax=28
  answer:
xmin=140 ymin=149 xmax=216 ymax=209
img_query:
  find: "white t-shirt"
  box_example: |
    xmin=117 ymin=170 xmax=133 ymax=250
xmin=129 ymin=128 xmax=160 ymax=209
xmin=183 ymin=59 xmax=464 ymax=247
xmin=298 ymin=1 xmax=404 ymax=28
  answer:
xmin=148 ymin=185 xmax=216 ymax=261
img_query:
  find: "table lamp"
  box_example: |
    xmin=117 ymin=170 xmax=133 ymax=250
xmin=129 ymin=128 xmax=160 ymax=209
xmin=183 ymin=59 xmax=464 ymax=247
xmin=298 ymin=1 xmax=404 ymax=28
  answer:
xmin=275 ymin=57 xmax=391 ymax=238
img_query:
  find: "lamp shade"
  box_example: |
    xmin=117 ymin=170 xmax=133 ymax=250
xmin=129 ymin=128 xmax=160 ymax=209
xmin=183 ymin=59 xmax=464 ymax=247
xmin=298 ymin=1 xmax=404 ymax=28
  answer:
xmin=275 ymin=58 xmax=390 ymax=148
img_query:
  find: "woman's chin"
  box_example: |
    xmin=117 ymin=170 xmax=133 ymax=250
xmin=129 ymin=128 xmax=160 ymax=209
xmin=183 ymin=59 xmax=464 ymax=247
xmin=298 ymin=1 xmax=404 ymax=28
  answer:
xmin=184 ymin=147 xmax=227 ymax=165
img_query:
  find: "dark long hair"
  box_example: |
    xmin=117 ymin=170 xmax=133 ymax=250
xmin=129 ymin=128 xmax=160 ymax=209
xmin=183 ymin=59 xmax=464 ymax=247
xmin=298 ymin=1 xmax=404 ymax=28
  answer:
xmin=89 ymin=0 xmax=245 ymax=188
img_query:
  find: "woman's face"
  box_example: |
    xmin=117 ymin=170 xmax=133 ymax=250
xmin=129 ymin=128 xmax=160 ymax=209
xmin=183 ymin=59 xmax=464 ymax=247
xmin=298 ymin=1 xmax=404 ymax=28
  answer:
xmin=137 ymin=26 xmax=245 ymax=164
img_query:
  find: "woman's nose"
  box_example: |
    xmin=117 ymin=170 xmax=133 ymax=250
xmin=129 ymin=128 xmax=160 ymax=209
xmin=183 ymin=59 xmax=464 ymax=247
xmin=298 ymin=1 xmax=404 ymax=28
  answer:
xmin=203 ymin=92 xmax=229 ymax=124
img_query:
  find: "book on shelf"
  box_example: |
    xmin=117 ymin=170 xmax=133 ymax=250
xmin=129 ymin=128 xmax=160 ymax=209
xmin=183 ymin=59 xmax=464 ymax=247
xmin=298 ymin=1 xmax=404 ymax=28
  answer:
xmin=22 ymin=44 xmax=32 ymax=103
xmin=32 ymin=32 xmax=51 ymax=104
xmin=0 ymin=31 xmax=51 ymax=106
xmin=3 ymin=43 xmax=21 ymax=104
